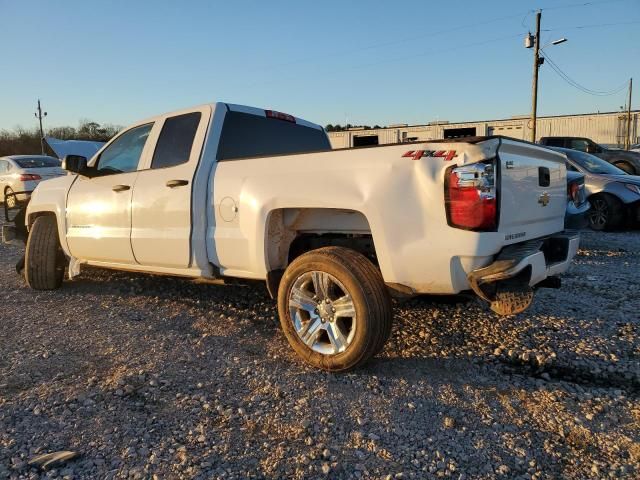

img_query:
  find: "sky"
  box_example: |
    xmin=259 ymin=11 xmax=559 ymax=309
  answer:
xmin=1 ymin=0 xmax=639 ymax=131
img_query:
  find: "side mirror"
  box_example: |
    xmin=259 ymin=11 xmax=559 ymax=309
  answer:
xmin=61 ymin=155 xmax=88 ymax=174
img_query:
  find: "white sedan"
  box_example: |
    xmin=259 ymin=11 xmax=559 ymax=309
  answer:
xmin=0 ymin=155 xmax=65 ymax=208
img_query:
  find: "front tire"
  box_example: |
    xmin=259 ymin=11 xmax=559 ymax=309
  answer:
xmin=277 ymin=247 xmax=392 ymax=372
xmin=588 ymin=194 xmax=624 ymax=231
xmin=25 ymin=216 xmax=66 ymax=290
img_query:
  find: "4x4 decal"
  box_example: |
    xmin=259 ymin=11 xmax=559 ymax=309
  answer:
xmin=402 ymin=150 xmax=458 ymax=161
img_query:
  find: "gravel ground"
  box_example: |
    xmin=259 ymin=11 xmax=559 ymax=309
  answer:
xmin=1 ymin=226 xmax=639 ymax=479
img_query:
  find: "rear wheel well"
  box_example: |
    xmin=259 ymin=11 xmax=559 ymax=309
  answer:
xmin=287 ymin=233 xmax=377 ymax=265
xmin=264 ymin=208 xmax=378 ymax=298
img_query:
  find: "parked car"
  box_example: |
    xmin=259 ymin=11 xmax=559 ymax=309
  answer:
xmin=630 ymin=143 xmax=640 ymax=153
xmin=9 ymin=103 xmax=580 ymax=371
xmin=565 ymin=170 xmax=590 ymax=230
xmin=0 ymin=155 xmax=65 ymax=208
xmin=539 ymin=136 xmax=640 ymax=175
xmin=548 ymin=146 xmax=640 ymax=230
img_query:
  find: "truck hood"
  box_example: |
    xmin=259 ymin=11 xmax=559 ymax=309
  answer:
xmin=44 ymin=137 xmax=105 ymax=161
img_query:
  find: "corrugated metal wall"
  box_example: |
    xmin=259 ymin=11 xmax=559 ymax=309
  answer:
xmin=328 ymin=111 xmax=639 ymax=149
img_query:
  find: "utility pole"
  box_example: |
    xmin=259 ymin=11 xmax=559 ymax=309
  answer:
xmin=530 ymin=10 xmax=542 ymax=143
xmin=626 ymin=78 xmax=633 ymax=150
xmin=34 ymin=99 xmax=47 ymax=155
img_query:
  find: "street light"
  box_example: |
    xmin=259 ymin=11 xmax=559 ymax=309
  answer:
xmin=549 ymin=38 xmax=567 ymax=47
xmin=525 ymin=10 xmax=568 ymax=142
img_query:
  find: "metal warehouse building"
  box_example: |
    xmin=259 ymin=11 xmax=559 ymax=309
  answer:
xmin=327 ymin=110 xmax=639 ymax=149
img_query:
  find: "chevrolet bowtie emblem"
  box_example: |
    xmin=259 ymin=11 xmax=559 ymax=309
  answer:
xmin=538 ymin=192 xmax=550 ymax=206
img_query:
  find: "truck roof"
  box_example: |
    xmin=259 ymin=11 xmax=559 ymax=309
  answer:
xmin=134 ymin=102 xmax=324 ymax=132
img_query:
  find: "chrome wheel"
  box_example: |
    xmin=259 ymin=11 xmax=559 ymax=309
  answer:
xmin=288 ymin=270 xmax=357 ymax=355
xmin=589 ymin=198 xmax=608 ymax=229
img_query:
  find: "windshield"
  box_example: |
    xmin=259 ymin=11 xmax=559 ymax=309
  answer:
xmin=14 ymin=157 xmax=61 ymax=169
xmin=567 ymin=150 xmax=626 ymax=175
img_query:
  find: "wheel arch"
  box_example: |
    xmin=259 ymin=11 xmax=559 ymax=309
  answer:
xmin=26 ymin=209 xmax=70 ymax=257
xmin=263 ymin=207 xmax=382 ymax=297
xmin=264 ymin=207 xmax=375 ymax=268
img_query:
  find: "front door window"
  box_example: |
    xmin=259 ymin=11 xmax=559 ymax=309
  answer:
xmin=96 ymin=123 xmax=153 ymax=175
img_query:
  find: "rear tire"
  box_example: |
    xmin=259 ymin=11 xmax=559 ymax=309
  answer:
xmin=588 ymin=194 xmax=624 ymax=231
xmin=277 ymin=247 xmax=392 ymax=372
xmin=25 ymin=216 xmax=66 ymax=290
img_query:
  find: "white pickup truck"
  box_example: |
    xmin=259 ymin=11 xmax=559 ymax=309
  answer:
xmin=18 ymin=102 xmax=579 ymax=371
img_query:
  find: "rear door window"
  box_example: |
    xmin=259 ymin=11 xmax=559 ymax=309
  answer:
xmin=151 ymin=112 xmax=202 ymax=169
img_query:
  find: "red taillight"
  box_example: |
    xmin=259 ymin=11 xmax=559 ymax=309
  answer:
xmin=265 ymin=110 xmax=296 ymax=123
xmin=19 ymin=173 xmax=41 ymax=181
xmin=446 ymin=161 xmax=497 ymax=231
xmin=568 ymin=182 xmax=580 ymax=204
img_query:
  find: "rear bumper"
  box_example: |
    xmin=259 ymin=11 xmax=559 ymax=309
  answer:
xmin=468 ymin=232 xmax=580 ymax=303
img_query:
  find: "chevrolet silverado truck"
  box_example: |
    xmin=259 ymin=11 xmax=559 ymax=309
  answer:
xmin=16 ymin=103 xmax=579 ymax=371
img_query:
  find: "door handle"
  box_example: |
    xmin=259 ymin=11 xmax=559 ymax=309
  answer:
xmin=166 ymin=179 xmax=189 ymax=188
xmin=112 ymin=184 xmax=131 ymax=192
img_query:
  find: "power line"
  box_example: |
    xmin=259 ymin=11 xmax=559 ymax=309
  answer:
xmin=246 ymin=32 xmax=524 ymax=88
xmin=542 ymin=52 xmax=629 ymax=96
xmin=543 ymin=19 xmax=640 ymax=31
xmin=521 ymin=0 xmax=633 ymax=30
xmin=538 ymin=0 xmax=630 ymax=11
xmin=256 ymin=12 xmax=529 ymax=73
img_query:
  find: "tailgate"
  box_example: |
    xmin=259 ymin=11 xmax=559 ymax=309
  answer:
xmin=498 ymin=140 xmax=566 ymax=242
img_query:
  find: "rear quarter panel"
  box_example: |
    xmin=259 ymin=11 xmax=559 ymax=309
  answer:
xmin=210 ymin=140 xmax=516 ymax=293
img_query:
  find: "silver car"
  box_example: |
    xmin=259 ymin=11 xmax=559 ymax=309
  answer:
xmin=550 ymin=147 xmax=640 ymax=230
xmin=0 ymin=155 xmax=65 ymax=208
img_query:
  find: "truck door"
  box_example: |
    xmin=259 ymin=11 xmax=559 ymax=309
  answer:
xmin=130 ymin=107 xmax=210 ymax=268
xmin=66 ymin=123 xmax=154 ymax=264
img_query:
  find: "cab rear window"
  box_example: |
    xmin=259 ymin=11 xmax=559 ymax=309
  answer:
xmin=217 ymin=111 xmax=330 ymax=160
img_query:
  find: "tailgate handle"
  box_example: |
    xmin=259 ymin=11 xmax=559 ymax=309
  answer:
xmin=166 ymin=179 xmax=189 ymax=188
xmin=112 ymin=184 xmax=131 ymax=192
xmin=538 ymin=167 xmax=550 ymax=187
